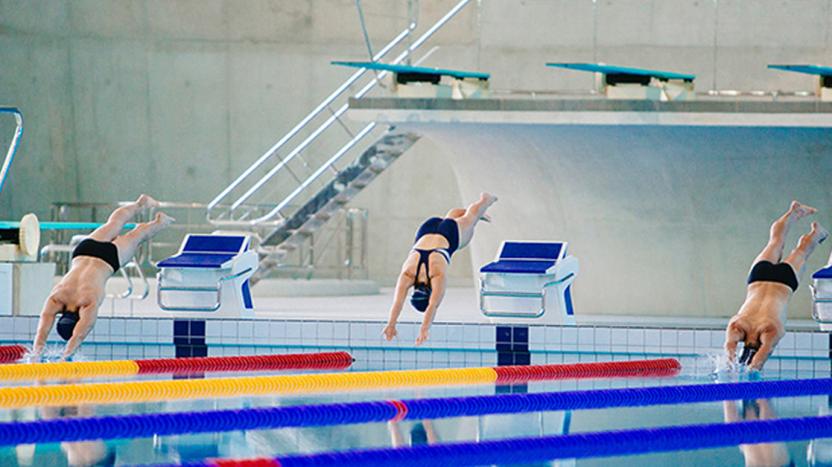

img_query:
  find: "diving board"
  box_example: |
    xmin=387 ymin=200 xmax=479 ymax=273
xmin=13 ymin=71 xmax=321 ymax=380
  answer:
xmin=547 ymin=62 xmax=696 ymax=101
xmin=332 ymin=61 xmax=490 ymax=99
xmin=769 ymin=64 xmax=832 ymax=101
xmin=0 ymin=221 xmax=136 ymax=231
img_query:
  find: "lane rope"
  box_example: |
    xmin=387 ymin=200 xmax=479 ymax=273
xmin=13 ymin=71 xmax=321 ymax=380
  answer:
xmin=0 ymin=358 xmax=679 ymax=408
xmin=172 ymin=415 xmax=832 ymax=467
xmin=0 ymin=352 xmax=354 ymax=381
xmin=4 ymin=375 xmax=832 ymax=447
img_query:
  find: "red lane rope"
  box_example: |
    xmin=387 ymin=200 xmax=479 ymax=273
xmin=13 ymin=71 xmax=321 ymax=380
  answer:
xmin=493 ymin=358 xmax=681 ymax=384
xmin=0 ymin=345 xmax=27 ymax=363
xmin=390 ymin=399 xmax=409 ymax=422
xmin=135 ymin=351 xmax=354 ymax=374
xmin=211 ymin=459 xmax=281 ymax=467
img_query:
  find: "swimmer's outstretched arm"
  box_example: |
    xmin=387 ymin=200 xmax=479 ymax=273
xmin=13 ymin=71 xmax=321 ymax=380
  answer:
xmin=383 ymin=271 xmax=412 ymax=341
xmin=62 ymin=304 xmax=96 ymax=360
xmin=33 ymin=297 xmax=63 ymax=354
xmin=416 ymin=274 xmax=446 ymax=346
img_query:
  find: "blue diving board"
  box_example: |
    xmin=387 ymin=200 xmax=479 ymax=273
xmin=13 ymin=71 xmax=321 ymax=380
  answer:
xmin=546 ymin=63 xmax=696 ymax=82
xmin=768 ymin=64 xmax=832 ymax=77
xmin=0 ymin=221 xmax=136 ymax=230
xmin=331 ymin=61 xmax=490 ymax=81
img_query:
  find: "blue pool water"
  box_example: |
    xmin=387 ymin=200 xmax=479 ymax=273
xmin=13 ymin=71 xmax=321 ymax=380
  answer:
xmin=0 ymin=346 xmax=830 ymax=466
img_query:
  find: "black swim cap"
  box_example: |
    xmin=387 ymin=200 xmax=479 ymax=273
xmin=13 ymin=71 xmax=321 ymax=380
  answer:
xmin=410 ymin=285 xmax=431 ymax=312
xmin=56 ymin=312 xmax=79 ymax=341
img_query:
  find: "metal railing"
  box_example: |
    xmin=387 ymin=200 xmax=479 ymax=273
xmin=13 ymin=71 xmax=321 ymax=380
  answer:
xmin=43 ymin=201 xmax=369 ymax=280
xmin=0 ymin=107 xmax=23 ymax=197
xmin=205 ymin=0 xmax=473 ymax=228
xmin=272 ymin=207 xmax=369 ymax=280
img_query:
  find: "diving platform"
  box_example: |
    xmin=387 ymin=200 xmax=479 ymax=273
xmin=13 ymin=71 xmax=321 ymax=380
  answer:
xmin=347 ymin=97 xmax=832 ymax=127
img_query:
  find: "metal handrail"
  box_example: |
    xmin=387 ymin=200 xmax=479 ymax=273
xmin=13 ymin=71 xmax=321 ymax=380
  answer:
xmin=0 ymin=107 xmax=23 ymax=196
xmin=253 ymin=122 xmax=377 ymax=225
xmin=215 ymin=0 xmax=472 ymax=226
xmin=205 ymin=28 xmax=413 ymax=221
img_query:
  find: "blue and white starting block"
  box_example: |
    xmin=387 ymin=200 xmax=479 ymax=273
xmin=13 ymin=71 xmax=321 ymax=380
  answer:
xmin=479 ymin=241 xmax=578 ymax=325
xmin=810 ymin=262 xmax=832 ymax=330
xmin=157 ymin=234 xmax=258 ymax=315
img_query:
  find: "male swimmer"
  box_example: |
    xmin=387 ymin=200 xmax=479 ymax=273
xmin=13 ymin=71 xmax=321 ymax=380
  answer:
xmin=725 ymin=201 xmax=828 ymax=370
xmin=33 ymin=195 xmax=174 ymax=359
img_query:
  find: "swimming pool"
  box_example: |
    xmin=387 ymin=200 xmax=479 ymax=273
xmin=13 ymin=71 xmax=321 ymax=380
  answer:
xmin=0 ymin=343 xmax=830 ymax=467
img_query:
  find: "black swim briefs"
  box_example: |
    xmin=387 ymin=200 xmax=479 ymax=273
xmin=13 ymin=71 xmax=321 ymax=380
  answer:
xmin=747 ymin=260 xmax=798 ymax=292
xmin=71 ymin=238 xmax=121 ymax=273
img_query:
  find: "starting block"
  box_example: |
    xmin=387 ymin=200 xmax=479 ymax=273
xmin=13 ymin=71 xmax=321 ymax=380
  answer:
xmin=479 ymin=241 xmax=578 ymax=325
xmin=810 ymin=262 xmax=832 ymax=330
xmin=157 ymin=234 xmax=258 ymax=315
xmin=332 ymin=61 xmax=490 ymax=99
xmin=547 ymin=63 xmax=696 ymax=101
xmin=769 ymin=65 xmax=832 ymax=101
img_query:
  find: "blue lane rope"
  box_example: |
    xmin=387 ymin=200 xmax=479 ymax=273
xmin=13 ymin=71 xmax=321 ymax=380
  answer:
xmin=2 ymin=377 xmax=832 ymax=446
xmin=177 ymin=416 xmax=832 ymax=467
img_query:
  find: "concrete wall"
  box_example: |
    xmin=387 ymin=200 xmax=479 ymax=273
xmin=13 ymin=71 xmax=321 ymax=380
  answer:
xmin=1 ymin=0 xmax=831 ymax=295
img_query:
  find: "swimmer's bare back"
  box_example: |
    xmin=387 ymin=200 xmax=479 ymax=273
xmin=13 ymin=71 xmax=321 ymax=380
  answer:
xmin=54 ymin=257 xmax=113 ymax=310
xmin=33 ymin=257 xmax=115 ymax=358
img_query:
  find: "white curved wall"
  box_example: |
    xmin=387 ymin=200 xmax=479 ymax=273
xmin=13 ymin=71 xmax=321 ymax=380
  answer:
xmin=412 ymin=123 xmax=832 ymax=318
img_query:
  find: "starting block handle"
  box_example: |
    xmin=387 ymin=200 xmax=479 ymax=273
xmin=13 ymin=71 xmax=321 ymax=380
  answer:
xmin=479 ymin=273 xmax=575 ymax=319
xmin=156 ymin=267 xmax=252 ymax=312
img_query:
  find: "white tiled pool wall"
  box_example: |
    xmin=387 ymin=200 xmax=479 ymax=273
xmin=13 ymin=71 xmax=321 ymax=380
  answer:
xmin=1 ymin=315 xmax=828 ymax=366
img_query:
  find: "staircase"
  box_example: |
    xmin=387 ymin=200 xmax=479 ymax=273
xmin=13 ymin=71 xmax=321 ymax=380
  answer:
xmin=253 ymin=129 xmax=420 ymax=283
xmin=206 ymin=0 xmax=471 ymax=282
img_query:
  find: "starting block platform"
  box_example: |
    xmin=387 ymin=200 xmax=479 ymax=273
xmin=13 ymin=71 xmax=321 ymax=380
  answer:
xmin=332 ymin=61 xmax=490 ymax=99
xmin=479 ymin=241 xmax=578 ymax=325
xmin=769 ymin=64 xmax=832 ymax=101
xmin=157 ymin=234 xmax=258 ymax=317
xmin=811 ymin=263 xmax=832 ymax=330
xmin=547 ymin=62 xmax=696 ymax=101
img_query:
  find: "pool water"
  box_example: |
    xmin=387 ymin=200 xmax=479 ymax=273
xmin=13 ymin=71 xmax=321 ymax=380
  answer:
xmin=0 ymin=348 xmax=830 ymax=466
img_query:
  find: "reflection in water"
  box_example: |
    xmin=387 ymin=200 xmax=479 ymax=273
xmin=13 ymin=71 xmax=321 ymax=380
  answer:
xmin=388 ymin=419 xmax=439 ymax=448
xmin=40 ymin=405 xmax=115 ymax=467
xmin=723 ymin=399 xmax=792 ymax=467
xmin=808 ymin=402 xmax=832 ymax=466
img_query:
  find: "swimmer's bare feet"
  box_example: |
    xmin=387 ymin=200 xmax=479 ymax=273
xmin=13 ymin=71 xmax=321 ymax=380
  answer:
xmin=154 ymin=212 xmax=175 ymax=226
xmin=137 ymin=194 xmax=160 ymax=209
xmin=480 ymin=192 xmax=498 ymax=206
xmin=810 ymin=222 xmax=829 ymax=245
xmin=788 ymin=200 xmax=817 ymax=220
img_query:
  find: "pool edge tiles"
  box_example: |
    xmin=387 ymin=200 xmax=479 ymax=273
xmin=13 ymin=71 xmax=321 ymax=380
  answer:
xmin=0 ymin=315 xmax=827 ymax=358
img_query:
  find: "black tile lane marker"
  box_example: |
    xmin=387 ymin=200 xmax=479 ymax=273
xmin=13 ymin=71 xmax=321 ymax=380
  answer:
xmin=496 ymin=325 xmax=530 ymax=394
